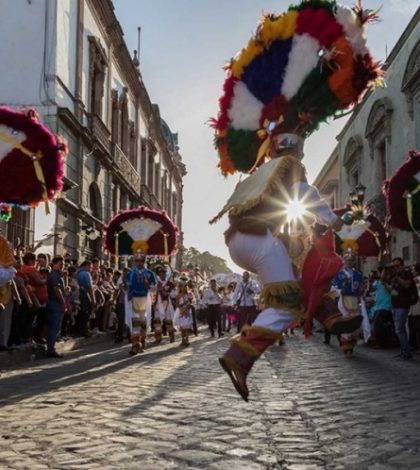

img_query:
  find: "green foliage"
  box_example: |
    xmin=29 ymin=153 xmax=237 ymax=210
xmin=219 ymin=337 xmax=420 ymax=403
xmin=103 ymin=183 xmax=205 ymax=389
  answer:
xmin=182 ymin=246 xmax=232 ymax=275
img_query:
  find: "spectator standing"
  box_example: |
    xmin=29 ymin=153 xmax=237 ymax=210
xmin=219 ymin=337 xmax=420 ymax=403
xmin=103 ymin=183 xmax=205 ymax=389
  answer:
xmin=391 ymin=258 xmax=418 ymax=360
xmin=371 ymin=267 xmax=395 ymax=348
xmin=46 ymin=256 xmax=66 ymax=357
xmin=0 ymin=235 xmax=16 ymax=351
xmin=409 ymin=263 xmax=420 ymax=350
xmin=76 ymin=261 xmax=96 ymax=337
xmin=20 ymin=252 xmax=48 ymax=344
xmin=202 ymin=279 xmax=223 ymax=338
xmin=232 ymin=271 xmax=260 ymax=332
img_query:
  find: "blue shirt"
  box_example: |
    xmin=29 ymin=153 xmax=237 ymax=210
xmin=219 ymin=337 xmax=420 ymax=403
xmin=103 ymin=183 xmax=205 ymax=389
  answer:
xmin=77 ymin=270 xmax=93 ymax=289
xmin=128 ymin=268 xmax=156 ymax=297
xmin=47 ymin=270 xmax=65 ymax=302
xmin=332 ymin=268 xmax=364 ymax=297
xmin=371 ymin=280 xmax=392 ymax=313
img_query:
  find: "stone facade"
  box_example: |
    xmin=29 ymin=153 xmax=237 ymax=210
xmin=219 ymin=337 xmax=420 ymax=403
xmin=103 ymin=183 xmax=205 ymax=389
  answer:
xmin=0 ymin=0 xmax=186 ymax=264
xmin=313 ymin=146 xmax=339 ymax=210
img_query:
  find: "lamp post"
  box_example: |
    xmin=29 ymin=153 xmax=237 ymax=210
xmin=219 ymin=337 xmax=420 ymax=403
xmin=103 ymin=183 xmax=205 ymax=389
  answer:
xmin=355 ymin=183 xmax=366 ymax=204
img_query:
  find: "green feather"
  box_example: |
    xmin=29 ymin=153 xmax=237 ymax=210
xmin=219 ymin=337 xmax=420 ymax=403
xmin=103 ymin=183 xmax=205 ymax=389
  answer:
xmin=226 ymin=128 xmax=261 ymax=173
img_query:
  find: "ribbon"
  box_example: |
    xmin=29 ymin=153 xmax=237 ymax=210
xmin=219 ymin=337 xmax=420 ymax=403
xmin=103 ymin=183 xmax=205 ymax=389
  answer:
xmin=159 ymin=231 xmax=169 ymax=261
xmin=115 ymin=231 xmax=120 ymax=268
xmin=0 ymin=131 xmax=50 ymax=213
xmin=405 ymin=184 xmax=420 ymax=238
xmin=250 ymin=116 xmax=284 ymax=173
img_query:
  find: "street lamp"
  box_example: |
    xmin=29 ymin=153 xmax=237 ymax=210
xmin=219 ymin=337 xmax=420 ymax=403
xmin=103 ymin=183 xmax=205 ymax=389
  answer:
xmin=355 ymin=183 xmax=366 ymax=203
xmin=349 ymin=190 xmax=358 ymax=205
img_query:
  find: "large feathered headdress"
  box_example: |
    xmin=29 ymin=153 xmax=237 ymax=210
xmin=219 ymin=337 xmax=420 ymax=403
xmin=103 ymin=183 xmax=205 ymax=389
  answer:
xmin=0 ymin=106 xmax=66 ymax=212
xmin=104 ymin=207 xmax=179 ymax=257
xmin=384 ymin=150 xmax=420 ymax=235
xmin=211 ymin=0 xmax=382 ymax=176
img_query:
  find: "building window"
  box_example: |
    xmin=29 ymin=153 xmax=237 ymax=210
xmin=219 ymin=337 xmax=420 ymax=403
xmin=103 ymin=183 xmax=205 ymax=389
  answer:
xmin=172 ymin=193 xmax=177 ymax=223
xmin=88 ymin=183 xmax=103 ymax=221
xmin=112 ymin=183 xmax=118 ymax=215
xmin=120 ymin=191 xmax=128 ymax=211
xmin=378 ymin=141 xmax=387 ymax=183
xmin=401 ymin=39 xmax=420 ymax=122
xmin=402 ymin=246 xmax=410 ymax=262
xmin=365 ymin=98 xmax=393 ymax=158
xmin=120 ymin=88 xmax=129 ymax=156
xmin=148 ymin=154 xmax=154 ymax=192
xmin=129 ymin=121 xmax=137 ymax=169
xmin=140 ymin=137 xmax=147 ymax=184
xmin=88 ymin=36 xmax=108 ymax=119
xmin=104 ymin=172 xmax=112 ymax=222
xmin=343 ymin=136 xmax=363 ymax=189
xmin=111 ymin=89 xmax=120 ymax=145
xmin=154 ymin=162 xmax=160 ymax=201
xmin=351 ymin=169 xmax=359 ymax=188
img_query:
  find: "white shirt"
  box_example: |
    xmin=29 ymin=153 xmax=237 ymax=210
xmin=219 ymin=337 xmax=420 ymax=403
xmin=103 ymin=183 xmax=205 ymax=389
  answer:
xmin=202 ymin=288 xmax=222 ymax=305
xmin=233 ymin=280 xmax=260 ymax=307
xmin=291 ymin=181 xmax=338 ymax=226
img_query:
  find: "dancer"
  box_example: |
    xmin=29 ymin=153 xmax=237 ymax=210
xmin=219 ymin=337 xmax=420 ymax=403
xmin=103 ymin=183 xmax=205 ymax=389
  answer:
xmin=173 ymin=281 xmax=193 ymax=347
xmin=210 ymin=1 xmax=381 ymax=400
xmin=155 ymin=265 xmax=176 ymax=343
xmin=331 ymin=253 xmax=364 ymax=357
xmin=127 ymin=254 xmax=156 ymax=355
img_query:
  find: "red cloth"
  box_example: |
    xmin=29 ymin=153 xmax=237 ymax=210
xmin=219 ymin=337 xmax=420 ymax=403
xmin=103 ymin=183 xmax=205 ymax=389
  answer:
xmin=301 ymin=230 xmax=343 ymax=338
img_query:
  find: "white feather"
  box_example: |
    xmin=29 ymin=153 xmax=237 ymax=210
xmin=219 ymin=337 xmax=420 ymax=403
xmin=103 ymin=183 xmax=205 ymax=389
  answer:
xmin=228 ymin=81 xmax=264 ymax=131
xmin=336 ymin=220 xmax=370 ymax=241
xmin=281 ymin=34 xmax=321 ymax=100
xmin=0 ymin=124 xmax=27 ymax=164
xmin=121 ymin=218 xmax=162 ymax=241
xmin=335 ymin=6 xmax=368 ymax=56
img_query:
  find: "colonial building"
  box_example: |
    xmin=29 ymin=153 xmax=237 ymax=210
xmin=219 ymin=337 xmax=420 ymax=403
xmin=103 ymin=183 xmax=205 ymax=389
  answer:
xmin=314 ymin=7 xmax=420 ymax=265
xmin=313 ymin=146 xmax=339 ymax=210
xmin=0 ymin=0 xmax=186 ymax=263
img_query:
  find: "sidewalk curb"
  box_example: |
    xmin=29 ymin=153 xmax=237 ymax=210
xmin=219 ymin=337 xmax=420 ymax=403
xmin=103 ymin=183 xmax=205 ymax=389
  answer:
xmin=0 ymin=333 xmax=113 ymax=371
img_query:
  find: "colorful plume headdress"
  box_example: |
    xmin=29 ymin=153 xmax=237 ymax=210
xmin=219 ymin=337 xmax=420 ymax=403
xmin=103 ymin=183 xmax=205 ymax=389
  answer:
xmin=211 ymin=0 xmax=382 ymax=176
xmin=104 ymin=206 xmax=179 ymax=257
xmin=0 ymin=106 xmax=66 ymax=211
xmin=334 ymin=207 xmax=387 ymax=258
xmin=384 ymin=150 xmax=420 ymax=235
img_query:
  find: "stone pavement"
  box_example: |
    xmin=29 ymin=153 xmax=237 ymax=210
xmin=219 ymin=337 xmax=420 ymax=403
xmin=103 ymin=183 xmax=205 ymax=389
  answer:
xmin=0 ymin=330 xmax=419 ymax=470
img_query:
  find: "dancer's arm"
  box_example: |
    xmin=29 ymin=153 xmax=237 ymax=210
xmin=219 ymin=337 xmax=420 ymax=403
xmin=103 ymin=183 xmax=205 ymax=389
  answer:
xmin=291 ymin=181 xmax=342 ymax=230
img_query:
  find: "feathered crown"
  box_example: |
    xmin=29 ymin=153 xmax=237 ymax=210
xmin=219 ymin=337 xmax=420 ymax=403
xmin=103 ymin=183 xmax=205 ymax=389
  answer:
xmin=211 ymin=0 xmax=382 ymax=176
xmin=0 ymin=106 xmax=66 ymax=213
xmin=104 ymin=206 xmax=179 ymax=257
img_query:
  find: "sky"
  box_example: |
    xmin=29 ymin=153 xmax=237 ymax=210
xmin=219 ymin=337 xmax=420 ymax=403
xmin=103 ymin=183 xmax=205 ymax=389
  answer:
xmin=113 ymin=0 xmax=418 ymax=272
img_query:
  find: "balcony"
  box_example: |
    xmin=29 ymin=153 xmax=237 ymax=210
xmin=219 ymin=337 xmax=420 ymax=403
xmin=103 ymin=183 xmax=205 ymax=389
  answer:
xmin=88 ymin=114 xmax=111 ymax=155
xmin=112 ymin=143 xmax=140 ymax=193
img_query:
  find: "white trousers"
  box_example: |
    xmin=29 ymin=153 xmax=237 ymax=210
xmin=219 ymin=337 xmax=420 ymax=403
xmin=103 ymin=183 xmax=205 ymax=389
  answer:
xmin=228 ymin=230 xmax=295 ymax=333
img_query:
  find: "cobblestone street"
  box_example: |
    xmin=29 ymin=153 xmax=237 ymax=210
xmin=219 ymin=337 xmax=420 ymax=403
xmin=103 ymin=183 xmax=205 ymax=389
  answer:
xmin=0 ymin=331 xmax=419 ymax=470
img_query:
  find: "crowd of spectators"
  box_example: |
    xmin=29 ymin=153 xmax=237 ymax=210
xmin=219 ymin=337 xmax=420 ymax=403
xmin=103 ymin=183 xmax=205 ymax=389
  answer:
xmin=2 ymin=246 xmax=419 ymax=361
xmin=0 ymin=249 xmax=257 ymax=358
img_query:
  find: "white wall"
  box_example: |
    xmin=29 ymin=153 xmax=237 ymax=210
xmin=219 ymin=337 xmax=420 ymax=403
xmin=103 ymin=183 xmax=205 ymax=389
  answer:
xmin=55 ymin=0 xmax=78 ymax=111
xmin=0 ymin=0 xmax=57 ymax=109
